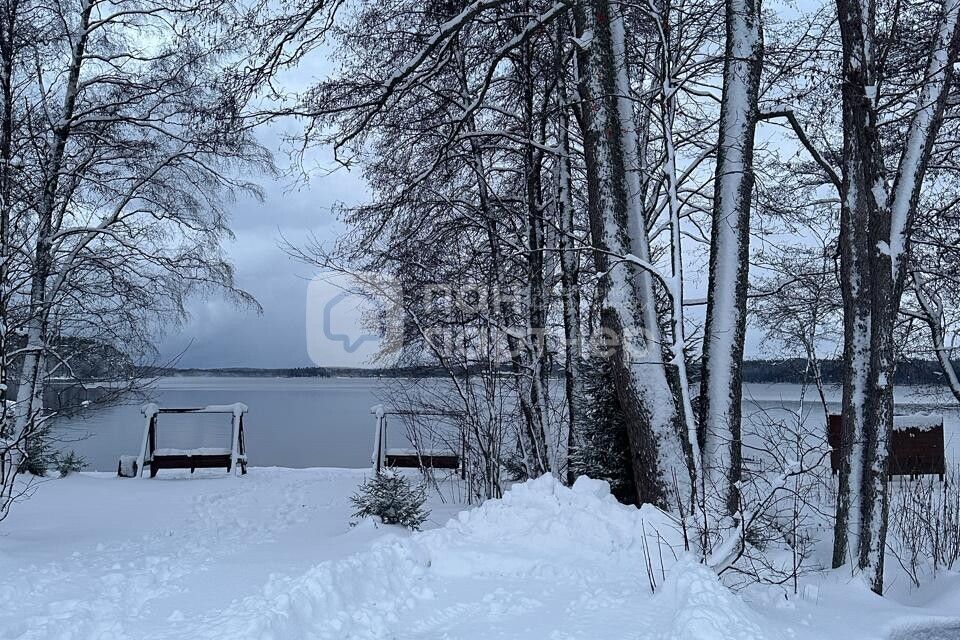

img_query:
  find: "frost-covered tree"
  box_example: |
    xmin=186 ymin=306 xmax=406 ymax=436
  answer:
xmin=830 ymin=0 xmax=960 ymax=593
xmin=0 ymin=0 xmax=268 ymax=521
xmin=764 ymin=0 xmax=960 ymax=593
xmin=698 ymin=0 xmax=763 ymax=527
xmin=237 ymin=0 xmax=715 ymax=511
xmin=234 ymin=0 xmax=960 ymax=591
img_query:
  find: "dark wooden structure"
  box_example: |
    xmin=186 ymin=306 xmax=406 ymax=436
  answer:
xmin=384 ymin=450 xmax=461 ymax=470
xmin=827 ymin=414 xmax=945 ymax=479
xmin=136 ymin=404 xmax=248 ymax=478
xmin=371 ymin=405 xmax=462 ymax=474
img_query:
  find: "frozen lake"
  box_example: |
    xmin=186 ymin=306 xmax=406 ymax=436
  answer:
xmin=52 ymin=377 xmax=960 ymax=472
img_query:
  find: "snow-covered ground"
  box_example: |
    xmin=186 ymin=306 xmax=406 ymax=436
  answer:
xmin=1 ymin=468 xmax=959 ymax=640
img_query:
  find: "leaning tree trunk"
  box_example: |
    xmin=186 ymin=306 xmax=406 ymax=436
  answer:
xmin=573 ymin=0 xmax=690 ymax=509
xmin=698 ymin=0 xmax=763 ymax=522
xmin=913 ymin=273 xmax=960 ymax=404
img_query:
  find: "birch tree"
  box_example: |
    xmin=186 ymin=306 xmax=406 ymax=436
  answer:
xmin=698 ymin=0 xmax=763 ymax=524
xmin=0 ymin=0 xmax=267 ymax=520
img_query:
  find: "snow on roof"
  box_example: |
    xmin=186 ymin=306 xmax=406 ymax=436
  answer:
xmin=893 ymin=414 xmax=943 ymax=431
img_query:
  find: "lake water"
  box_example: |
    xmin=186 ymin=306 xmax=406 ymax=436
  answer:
xmin=55 ymin=377 xmax=390 ymax=471
xmin=53 ymin=377 xmax=960 ymax=472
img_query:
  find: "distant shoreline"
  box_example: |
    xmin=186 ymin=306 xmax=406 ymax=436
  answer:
xmin=143 ymin=358 xmax=960 ymax=386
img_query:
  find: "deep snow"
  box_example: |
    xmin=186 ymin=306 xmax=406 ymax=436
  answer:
xmin=1 ymin=468 xmax=959 ymax=639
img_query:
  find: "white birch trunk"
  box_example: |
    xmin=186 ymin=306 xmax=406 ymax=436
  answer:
xmin=6 ymin=0 xmax=93 ymax=486
xmin=699 ymin=0 xmax=763 ymax=521
xmin=574 ymin=0 xmax=690 ymax=509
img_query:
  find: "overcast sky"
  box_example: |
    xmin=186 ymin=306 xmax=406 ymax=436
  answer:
xmin=158 ymin=112 xmax=782 ymax=371
xmin=157 ymin=123 xmax=375 ymax=369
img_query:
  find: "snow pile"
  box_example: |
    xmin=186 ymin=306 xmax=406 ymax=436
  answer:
xmin=160 ymin=475 xmax=731 ymax=640
xmin=426 ymin=475 xmax=685 ymax=579
xmin=653 ymin=558 xmax=766 ymax=640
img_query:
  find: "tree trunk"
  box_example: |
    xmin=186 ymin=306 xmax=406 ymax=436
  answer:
xmin=0 ymin=0 xmax=17 ymax=421
xmin=520 ymin=40 xmax=552 ymax=478
xmin=555 ymin=18 xmax=584 ymax=484
xmin=698 ymin=0 xmax=763 ymax=521
xmin=573 ymin=0 xmax=689 ymax=509
xmin=832 ymin=0 xmax=884 ymax=578
xmin=832 ymin=0 xmax=960 ymax=594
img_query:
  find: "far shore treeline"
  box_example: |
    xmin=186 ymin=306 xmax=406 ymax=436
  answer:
xmin=138 ymin=359 xmax=960 ymax=386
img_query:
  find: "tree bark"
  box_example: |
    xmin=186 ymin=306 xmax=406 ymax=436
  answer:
xmin=573 ymin=0 xmax=690 ymax=509
xmin=832 ymin=0 xmax=960 ymax=594
xmin=698 ymin=0 xmax=763 ymax=521
xmin=555 ymin=17 xmax=584 ymax=484
xmin=0 ymin=0 xmax=18 ymax=421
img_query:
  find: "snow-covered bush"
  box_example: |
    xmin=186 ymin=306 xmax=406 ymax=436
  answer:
xmin=569 ymin=350 xmax=636 ymax=505
xmin=20 ymin=423 xmax=58 ymax=476
xmin=350 ymin=471 xmax=430 ymax=530
xmin=55 ymin=451 xmax=85 ymax=477
xmin=722 ymin=398 xmax=833 ymax=590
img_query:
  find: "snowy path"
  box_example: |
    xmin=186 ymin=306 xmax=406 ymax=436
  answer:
xmin=2 ymin=470 xmax=959 ymax=640
xmin=0 ymin=468 xmax=457 ymax=640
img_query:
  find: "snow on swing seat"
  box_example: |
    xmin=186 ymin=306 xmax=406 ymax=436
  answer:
xmin=152 ymin=447 xmax=233 ymax=457
xmin=131 ymin=404 xmax=249 ymax=478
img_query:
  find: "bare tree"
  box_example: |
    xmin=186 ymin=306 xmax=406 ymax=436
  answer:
xmin=830 ymin=0 xmax=960 ymax=593
xmin=0 ymin=0 xmax=268 ymax=521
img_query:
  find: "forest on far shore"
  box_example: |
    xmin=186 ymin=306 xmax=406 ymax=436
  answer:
xmin=146 ymin=359 xmax=960 ymax=387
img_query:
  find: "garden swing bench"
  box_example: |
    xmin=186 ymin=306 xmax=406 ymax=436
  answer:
xmin=120 ymin=403 xmax=249 ymax=478
xmin=370 ymin=404 xmax=463 ymax=475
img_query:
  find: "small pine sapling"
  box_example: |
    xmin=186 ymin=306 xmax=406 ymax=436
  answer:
xmin=350 ymin=470 xmax=430 ymax=530
xmin=55 ymin=451 xmax=86 ymax=478
xmin=569 ymin=349 xmax=637 ymax=504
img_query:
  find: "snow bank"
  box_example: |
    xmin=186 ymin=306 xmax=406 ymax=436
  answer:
xmin=162 ymin=476 xmax=704 ymax=640
xmin=653 ymin=558 xmax=766 ymax=640
xmin=426 ymin=475 xmax=685 ymax=578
